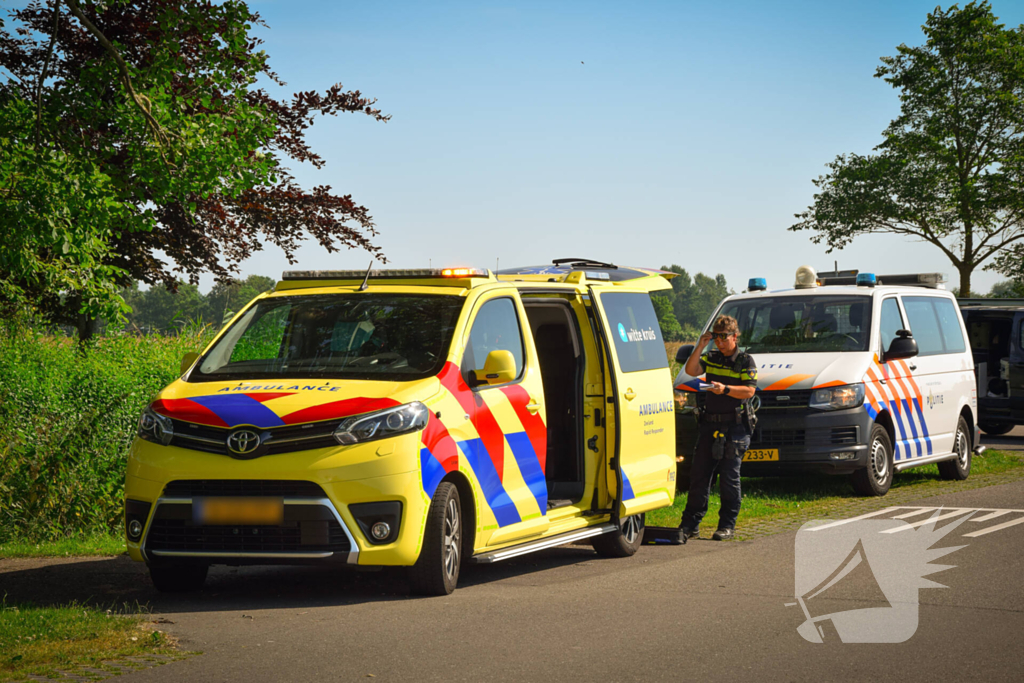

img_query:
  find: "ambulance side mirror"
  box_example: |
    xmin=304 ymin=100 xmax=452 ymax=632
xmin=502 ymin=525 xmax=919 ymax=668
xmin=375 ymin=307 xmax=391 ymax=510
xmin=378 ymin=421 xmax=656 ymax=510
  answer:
xmin=883 ymin=329 xmax=918 ymax=361
xmin=180 ymin=351 xmax=200 ymax=375
xmin=674 ymin=344 xmax=694 ymax=364
xmin=472 ymin=350 xmax=518 ymax=386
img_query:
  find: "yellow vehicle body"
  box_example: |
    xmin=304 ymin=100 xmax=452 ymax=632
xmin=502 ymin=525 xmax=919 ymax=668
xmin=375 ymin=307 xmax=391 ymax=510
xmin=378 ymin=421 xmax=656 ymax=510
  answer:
xmin=125 ymin=262 xmax=676 ymax=593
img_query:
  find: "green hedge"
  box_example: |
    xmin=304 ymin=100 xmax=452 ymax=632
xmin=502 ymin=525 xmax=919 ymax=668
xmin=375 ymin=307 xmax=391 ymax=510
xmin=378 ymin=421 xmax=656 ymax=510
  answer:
xmin=0 ymin=328 xmax=211 ymax=542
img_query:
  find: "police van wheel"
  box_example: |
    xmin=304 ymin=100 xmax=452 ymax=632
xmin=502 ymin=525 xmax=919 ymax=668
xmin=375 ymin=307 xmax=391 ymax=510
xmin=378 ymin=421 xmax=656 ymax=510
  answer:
xmin=851 ymin=425 xmax=893 ymax=497
xmin=938 ymin=417 xmax=972 ymax=481
xmin=410 ymin=482 xmax=461 ymax=596
xmin=592 ymin=513 xmax=645 ymax=557
xmin=148 ymin=563 xmax=207 ymax=593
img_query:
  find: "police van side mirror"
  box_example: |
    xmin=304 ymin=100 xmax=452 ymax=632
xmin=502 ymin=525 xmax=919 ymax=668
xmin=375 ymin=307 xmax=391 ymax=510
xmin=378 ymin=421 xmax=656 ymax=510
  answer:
xmin=884 ymin=330 xmax=919 ymax=361
xmin=674 ymin=344 xmax=695 ymax=364
xmin=180 ymin=351 xmax=200 ymax=375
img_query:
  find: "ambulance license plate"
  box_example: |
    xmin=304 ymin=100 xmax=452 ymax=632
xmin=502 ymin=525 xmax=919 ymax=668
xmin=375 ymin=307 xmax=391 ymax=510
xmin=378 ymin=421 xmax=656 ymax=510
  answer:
xmin=743 ymin=449 xmax=779 ymax=462
xmin=193 ymin=497 xmax=284 ymax=525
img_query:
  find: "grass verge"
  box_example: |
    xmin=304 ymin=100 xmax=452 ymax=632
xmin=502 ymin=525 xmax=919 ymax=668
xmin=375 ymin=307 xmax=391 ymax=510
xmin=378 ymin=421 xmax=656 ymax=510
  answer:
xmin=647 ymin=448 xmax=1024 ymax=532
xmin=0 ymin=532 xmax=125 ymax=559
xmin=0 ymin=599 xmax=179 ymax=682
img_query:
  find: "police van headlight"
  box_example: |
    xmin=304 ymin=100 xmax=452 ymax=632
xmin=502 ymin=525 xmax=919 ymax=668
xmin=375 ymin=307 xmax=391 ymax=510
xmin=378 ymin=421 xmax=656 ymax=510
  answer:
xmin=138 ymin=406 xmax=174 ymax=445
xmin=674 ymin=389 xmax=696 ymax=412
xmin=334 ymin=402 xmax=429 ymax=445
xmin=809 ymin=384 xmax=865 ymax=411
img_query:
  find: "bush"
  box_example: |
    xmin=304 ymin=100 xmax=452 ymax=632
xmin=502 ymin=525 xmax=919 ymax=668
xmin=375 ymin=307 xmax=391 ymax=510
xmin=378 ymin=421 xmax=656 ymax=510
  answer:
xmin=0 ymin=326 xmax=212 ymax=542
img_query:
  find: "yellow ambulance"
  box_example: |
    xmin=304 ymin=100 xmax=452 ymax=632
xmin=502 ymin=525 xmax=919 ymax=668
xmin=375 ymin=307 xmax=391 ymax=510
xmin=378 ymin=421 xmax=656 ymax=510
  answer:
xmin=125 ymin=259 xmax=676 ymax=595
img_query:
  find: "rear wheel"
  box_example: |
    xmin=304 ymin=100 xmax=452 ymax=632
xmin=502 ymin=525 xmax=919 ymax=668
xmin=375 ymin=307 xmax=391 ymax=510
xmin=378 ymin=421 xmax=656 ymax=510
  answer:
xmin=851 ymin=424 xmax=894 ymax=497
xmin=149 ymin=563 xmax=208 ymax=593
xmin=938 ymin=416 xmax=972 ymax=481
xmin=979 ymin=422 xmax=1013 ymax=436
xmin=592 ymin=513 xmax=645 ymax=557
xmin=410 ymin=482 xmax=461 ymax=596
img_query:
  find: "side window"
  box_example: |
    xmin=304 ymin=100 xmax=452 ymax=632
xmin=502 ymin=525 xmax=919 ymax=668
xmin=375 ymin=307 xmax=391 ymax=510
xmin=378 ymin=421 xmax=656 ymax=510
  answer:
xmin=932 ymin=298 xmax=966 ymax=354
xmin=601 ymin=292 xmax=668 ymax=373
xmin=462 ymin=298 xmax=525 ymax=380
xmin=902 ymin=297 xmax=945 ymax=356
xmin=879 ymin=298 xmax=904 ymax=354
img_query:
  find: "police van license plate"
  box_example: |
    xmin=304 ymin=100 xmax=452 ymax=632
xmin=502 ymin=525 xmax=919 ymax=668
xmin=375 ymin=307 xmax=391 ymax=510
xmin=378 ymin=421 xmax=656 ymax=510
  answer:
xmin=193 ymin=497 xmax=284 ymax=525
xmin=743 ymin=449 xmax=779 ymax=462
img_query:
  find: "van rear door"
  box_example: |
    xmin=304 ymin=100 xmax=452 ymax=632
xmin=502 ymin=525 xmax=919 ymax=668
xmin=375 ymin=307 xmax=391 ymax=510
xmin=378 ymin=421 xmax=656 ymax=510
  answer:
xmin=589 ymin=279 xmax=676 ymax=518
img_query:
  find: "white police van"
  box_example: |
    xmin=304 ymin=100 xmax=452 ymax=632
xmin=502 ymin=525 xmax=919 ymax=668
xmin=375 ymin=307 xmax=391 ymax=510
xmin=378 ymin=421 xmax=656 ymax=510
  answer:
xmin=673 ymin=267 xmax=983 ymax=496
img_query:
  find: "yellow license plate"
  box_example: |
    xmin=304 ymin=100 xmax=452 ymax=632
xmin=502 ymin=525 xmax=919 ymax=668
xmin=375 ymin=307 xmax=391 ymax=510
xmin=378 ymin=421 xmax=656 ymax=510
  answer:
xmin=194 ymin=497 xmax=284 ymax=525
xmin=743 ymin=449 xmax=779 ymax=462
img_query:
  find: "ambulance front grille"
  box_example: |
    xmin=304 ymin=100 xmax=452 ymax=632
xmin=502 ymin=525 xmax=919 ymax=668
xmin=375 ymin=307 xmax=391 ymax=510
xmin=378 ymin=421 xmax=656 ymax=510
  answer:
xmin=145 ymin=518 xmax=350 ymax=554
xmin=162 ymin=480 xmax=326 ymax=498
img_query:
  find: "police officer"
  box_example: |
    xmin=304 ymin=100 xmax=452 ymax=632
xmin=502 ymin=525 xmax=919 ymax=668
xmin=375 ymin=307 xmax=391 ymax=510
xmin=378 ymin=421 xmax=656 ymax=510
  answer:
xmin=678 ymin=315 xmax=757 ymax=541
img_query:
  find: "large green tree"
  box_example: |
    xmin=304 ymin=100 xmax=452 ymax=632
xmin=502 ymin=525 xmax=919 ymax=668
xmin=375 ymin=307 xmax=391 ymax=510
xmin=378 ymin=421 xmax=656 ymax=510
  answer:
xmin=791 ymin=2 xmax=1024 ymax=296
xmin=1 ymin=0 xmax=387 ymax=338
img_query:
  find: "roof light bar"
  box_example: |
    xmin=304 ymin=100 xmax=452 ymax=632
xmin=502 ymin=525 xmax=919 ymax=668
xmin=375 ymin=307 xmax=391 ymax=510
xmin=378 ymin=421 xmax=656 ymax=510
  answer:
xmin=282 ymin=268 xmax=488 ymax=281
xmin=748 ymin=277 xmax=767 ymax=291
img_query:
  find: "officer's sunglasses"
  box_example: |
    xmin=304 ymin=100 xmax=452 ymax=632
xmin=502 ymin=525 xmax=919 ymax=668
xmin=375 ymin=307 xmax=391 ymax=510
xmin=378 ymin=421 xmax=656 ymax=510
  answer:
xmin=711 ymin=332 xmax=734 ymax=340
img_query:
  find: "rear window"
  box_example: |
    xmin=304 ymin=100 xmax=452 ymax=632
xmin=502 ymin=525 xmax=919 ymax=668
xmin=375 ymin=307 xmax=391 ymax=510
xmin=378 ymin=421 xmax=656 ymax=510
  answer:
xmin=903 ymin=296 xmax=966 ymax=356
xmin=600 ymin=292 xmax=668 ymax=373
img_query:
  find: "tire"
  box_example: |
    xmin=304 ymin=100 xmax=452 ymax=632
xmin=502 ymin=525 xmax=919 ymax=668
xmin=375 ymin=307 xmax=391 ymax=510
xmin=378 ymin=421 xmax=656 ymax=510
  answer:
xmin=592 ymin=513 xmax=645 ymax=557
xmin=410 ymin=482 xmax=462 ymax=596
xmin=938 ymin=416 xmax=972 ymax=481
xmin=851 ymin=424 xmax=894 ymax=497
xmin=979 ymin=422 xmax=1013 ymax=436
xmin=149 ymin=563 xmax=208 ymax=593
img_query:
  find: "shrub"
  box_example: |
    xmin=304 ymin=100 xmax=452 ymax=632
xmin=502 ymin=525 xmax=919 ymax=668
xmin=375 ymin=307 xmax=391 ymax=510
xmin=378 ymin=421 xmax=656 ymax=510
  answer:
xmin=0 ymin=327 xmax=212 ymax=542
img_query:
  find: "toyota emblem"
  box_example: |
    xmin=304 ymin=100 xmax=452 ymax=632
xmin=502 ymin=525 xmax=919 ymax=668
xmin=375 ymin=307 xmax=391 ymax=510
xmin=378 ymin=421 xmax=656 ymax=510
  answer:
xmin=227 ymin=429 xmax=261 ymax=456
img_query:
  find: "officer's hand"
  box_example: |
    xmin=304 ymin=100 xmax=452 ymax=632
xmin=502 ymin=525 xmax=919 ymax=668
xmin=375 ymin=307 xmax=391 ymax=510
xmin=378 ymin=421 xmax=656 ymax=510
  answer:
xmin=709 ymin=381 xmax=726 ymax=395
xmin=699 ymin=332 xmax=713 ymax=347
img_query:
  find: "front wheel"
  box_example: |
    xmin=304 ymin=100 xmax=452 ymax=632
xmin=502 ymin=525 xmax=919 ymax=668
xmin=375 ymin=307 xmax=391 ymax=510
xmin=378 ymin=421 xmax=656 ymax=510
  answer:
xmin=410 ymin=482 xmax=462 ymax=596
xmin=851 ymin=424 xmax=894 ymax=497
xmin=938 ymin=416 xmax=972 ymax=481
xmin=592 ymin=513 xmax=645 ymax=557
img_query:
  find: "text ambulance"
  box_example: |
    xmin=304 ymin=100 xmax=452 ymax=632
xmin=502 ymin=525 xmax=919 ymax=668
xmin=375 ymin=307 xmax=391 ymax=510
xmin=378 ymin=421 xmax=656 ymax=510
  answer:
xmin=125 ymin=260 xmax=676 ymax=595
xmin=673 ymin=267 xmax=982 ymax=496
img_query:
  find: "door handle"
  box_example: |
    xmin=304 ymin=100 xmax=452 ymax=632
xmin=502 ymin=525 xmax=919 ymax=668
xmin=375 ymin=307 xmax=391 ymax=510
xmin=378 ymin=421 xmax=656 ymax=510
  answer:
xmin=526 ymin=401 xmax=541 ymax=414
xmin=624 ymin=388 xmax=636 ymax=401
xmin=908 ymin=363 xmax=917 ymax=371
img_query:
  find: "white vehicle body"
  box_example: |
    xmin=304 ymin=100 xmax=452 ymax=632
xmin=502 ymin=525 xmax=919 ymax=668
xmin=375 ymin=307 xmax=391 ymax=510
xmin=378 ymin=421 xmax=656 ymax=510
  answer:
xmin=673 ymin=273 xmax=981 ymax=494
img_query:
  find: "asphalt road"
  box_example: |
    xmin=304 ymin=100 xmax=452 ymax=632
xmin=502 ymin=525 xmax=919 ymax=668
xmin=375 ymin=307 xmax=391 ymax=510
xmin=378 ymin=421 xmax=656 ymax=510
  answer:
xmin=3 ymin=480 xmax=1022 ymax=682
xmin=981 ymin=425 xmax=1024 ymax=453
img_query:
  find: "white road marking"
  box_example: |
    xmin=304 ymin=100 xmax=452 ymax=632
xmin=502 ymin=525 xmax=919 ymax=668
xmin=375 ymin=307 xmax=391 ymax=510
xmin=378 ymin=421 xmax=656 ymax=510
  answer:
xmin=970 ymin=510 xmax=1014 ymax=523
xmin=881 ymin=509 xmax=974 ymax=532
xmin=892 ymin=507 xmax=941 ymax=519
xmin=962 ymin=516 xmax=1024 ymax=538
xmin=803 ymin=508 xmax=899 ymax=531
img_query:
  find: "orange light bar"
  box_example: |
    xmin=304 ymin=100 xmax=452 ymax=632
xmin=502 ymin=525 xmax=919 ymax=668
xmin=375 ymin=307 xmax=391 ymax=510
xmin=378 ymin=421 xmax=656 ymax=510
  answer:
xmin=441 ymin=268 xmax=487 ymax=277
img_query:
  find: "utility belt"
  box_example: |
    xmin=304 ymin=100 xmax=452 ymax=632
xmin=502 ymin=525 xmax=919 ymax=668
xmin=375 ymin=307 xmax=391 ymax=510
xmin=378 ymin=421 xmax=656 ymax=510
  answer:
xmin=696 ymin=404 xmax=758 ymax=432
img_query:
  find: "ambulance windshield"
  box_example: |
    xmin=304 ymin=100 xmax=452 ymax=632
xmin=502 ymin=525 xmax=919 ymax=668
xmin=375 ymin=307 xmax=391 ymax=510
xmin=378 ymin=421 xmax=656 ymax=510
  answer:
xmin=717 ymin=295 xmax=873 ymax=354
xmin=191 ymin=294 xmax=464 ymax=382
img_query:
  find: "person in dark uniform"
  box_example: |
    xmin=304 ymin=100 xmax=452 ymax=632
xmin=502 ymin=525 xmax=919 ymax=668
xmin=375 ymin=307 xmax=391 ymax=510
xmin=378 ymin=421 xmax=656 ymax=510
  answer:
xmin=678 ymin=315 xmax=757 ymax=541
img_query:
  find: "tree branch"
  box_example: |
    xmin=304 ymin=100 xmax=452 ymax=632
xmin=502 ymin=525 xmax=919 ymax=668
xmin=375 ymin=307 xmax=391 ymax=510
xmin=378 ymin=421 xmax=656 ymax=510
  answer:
xmin=34 ymin=0 xmax=60 ymax=147
xmin=63 ymin=0 xmax=176 ymax=167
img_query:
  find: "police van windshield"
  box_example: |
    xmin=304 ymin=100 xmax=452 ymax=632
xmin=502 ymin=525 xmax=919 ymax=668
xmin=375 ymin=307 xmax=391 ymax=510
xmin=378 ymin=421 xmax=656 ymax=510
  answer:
xmin=717 ymin=295 xmax=873 ymax=354
xmin=190 ymin=294 xmax=464 ymax=382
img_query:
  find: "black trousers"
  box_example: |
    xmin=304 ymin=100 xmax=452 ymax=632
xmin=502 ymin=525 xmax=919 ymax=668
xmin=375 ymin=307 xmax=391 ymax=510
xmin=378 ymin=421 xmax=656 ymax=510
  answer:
xmin=680 ymin=421 xmax=750 ymax=531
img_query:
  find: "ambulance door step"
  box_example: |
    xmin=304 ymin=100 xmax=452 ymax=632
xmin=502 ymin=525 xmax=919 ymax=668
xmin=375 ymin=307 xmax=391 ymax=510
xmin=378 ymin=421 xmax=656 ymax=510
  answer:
xmin=642 ymin=527 xmax=684 ymax=546
xmin=472 ymin=523 xmax=617 ymax=564
xmin=547 ymin=499 xmax=574 ymax=510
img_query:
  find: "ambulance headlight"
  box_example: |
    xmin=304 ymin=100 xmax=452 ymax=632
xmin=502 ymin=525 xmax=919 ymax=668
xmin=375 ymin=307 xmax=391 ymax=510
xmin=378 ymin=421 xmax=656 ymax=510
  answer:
xmin=674 ymin=389 xmax=696 ymax=412
xmin=809 ymin=383 xmax=865 ymax=411
xmin=138 ymin=406 xmax=174 ymax=446
xmin=334 ymin=402 xmax=429 ymax=445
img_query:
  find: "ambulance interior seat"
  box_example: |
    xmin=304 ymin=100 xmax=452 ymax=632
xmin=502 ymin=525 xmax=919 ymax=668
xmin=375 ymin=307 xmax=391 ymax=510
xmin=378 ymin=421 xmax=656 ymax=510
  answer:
xmin=523 ymin=301 xmax=584 ymax=505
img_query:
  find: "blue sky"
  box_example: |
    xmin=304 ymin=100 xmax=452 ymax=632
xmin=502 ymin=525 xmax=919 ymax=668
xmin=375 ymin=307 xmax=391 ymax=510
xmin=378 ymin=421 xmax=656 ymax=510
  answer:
xmin=220 ymin=0 xmax=1024 ymax=294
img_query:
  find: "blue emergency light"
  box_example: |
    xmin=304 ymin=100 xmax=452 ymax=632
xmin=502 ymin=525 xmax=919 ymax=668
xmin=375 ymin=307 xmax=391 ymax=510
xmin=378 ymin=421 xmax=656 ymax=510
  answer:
xmin=856 ymin=273 xmax=877 ymax=287
xmin=748 ymin=277 xmax=767 ymax=291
